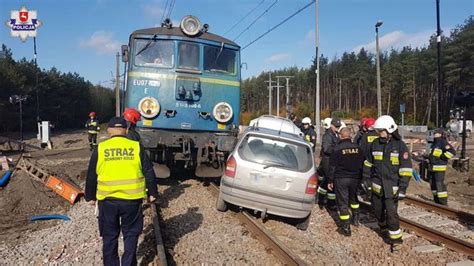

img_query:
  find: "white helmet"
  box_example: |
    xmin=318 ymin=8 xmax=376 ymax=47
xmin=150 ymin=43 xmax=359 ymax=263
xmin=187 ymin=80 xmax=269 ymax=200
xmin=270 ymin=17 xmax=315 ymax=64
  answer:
xmin=338 ymin=121 xmax=347 ymax=132
xmin=322 ymin=117 xmax=332 ymax=129
xmin=374 ymin=115 xmax=398 ymax=133
xmin=302 ymin=117 xmax=312 ymax=125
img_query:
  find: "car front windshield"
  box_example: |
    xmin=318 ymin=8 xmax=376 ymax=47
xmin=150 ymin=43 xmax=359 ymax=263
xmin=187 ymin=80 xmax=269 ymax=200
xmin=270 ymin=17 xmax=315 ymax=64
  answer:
xmin=238 ymin=135 xmax=312 ymax=172
xmin=134 ymin=39 xmax=174 ymax=68
xmin=204 ymin=45 xmax=236 ymax=74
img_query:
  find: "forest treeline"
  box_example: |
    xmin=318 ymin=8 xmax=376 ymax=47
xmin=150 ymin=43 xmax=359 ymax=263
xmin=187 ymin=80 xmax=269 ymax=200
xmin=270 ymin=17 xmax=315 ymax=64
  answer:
xmin=0 ymin=44 xmax=115 ymax=133
xmin=241 ymin=16 xmax=473 ymax=126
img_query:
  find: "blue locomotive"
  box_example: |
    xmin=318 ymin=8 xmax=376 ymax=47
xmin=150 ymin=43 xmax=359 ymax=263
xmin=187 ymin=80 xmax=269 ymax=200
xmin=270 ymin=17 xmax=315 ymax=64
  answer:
xmin=121 ymin=16 xmax=241 ymax=177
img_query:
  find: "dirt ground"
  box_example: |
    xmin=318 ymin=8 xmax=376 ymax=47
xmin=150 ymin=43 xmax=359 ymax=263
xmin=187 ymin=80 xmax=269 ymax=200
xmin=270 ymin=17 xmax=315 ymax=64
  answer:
xmin=0 ymin=129 xmax=472 ymax=264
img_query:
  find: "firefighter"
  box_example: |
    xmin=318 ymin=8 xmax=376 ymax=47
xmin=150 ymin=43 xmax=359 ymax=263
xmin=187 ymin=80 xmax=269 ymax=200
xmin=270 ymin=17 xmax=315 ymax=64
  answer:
xmin=363 ymin=115 xmax=412 ymax=252
xmin=427 ymin=128 xmax=455 ymax=205
xmin=318 ymin=117 xmax=342 ymax=210
xmin=301 ymin=117 xmax=317 ymax=152
xmin=354 ymin=118 xmax=368 ymax=145
xmin=123 ymin=108 xmax=142 ymax=142
xmin=328 ymin=127 xmax=364 ymax=236
xmin=358 ymin=118 xmax=378 ymax=196
xmin=85 ymin=117 xmax=158 ymax=266
xmin=85 ymin=112 xmax=100 ymax=151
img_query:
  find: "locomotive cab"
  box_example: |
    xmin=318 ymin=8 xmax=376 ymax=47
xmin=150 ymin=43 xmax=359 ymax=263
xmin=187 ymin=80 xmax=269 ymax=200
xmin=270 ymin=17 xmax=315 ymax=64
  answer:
xmin=122 ymin=16 xmax=241 ymax=178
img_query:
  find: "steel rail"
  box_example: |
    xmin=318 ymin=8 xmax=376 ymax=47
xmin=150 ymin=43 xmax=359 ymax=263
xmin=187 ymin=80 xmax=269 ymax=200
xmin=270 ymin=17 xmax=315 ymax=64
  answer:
xmin=359 ymin=202 xmax=474 ymax=256
xmin=404 ymin=195 xmax=474 ymax=224
xmin=208 ymin=183 xmax=307 ymax=266
xmin=150 ymin=202 xmax=168 ymax=266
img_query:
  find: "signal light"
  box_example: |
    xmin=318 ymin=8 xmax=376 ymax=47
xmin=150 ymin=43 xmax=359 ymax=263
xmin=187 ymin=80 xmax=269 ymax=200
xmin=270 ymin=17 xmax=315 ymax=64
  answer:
xmin=225 ymin=155 xmax=237 ymax=177
xmin=305 ymin=174 xmax=318 ymax=194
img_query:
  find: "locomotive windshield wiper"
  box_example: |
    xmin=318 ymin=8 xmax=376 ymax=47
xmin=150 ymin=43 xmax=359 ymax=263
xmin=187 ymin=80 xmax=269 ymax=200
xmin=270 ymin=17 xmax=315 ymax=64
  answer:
xmin=136 ymin=34 xmax=158 ymax=56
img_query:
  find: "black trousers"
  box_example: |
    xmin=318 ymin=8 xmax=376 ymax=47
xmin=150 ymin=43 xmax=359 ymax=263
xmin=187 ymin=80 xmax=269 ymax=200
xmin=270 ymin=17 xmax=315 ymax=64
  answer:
xmin=428 ymin=170 xmax=448 ymax=205
xmin=371 ymin=194 xmax=402 ymax=243
xmin=98 ymin=199 xmax=143 ymax=266
xmin=318 ymin=158 xmax=336 ymax=205
xmin=88 ymin=133 xmax=98 ymax=149
xmin=335 ymin=178 xmax=360 ymax=225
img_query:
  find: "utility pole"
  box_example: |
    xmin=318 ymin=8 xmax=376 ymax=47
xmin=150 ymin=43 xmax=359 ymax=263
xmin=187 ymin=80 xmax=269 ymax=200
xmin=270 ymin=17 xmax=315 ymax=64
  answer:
xmin=265 ymin=72 xmax=274 ymax=115
xmin=436 ymin=0 xmax=442 ymax=128
xmin=315 ymin=0 xmax=321 ymax=144
xmin=375 ymin=20 xmax=383 ymax=117
xmin=276 ymin=77 xmax=280 ymax=116
xmin=33 ymin=37 xmax=39 ymax=121
xmin=115 ymin=52 xmax=120 ymax=117
xmin=276 ymin=76 xmax=294 ymax=117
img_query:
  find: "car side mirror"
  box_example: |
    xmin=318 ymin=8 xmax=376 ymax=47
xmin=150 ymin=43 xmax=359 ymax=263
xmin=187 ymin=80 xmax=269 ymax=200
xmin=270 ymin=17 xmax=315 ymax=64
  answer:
xmin=121 ymin=45 xmax=129 ymax=63
xmin=240 ymin=62 xmax=247 ymax=70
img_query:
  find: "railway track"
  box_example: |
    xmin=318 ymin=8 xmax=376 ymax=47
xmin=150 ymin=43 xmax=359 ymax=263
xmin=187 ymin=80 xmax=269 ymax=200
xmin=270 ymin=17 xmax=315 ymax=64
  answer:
xmin=360 ymin=196 xmax=474 ymax=256
xmin=149 ymin=202 xmax=168 ymax=266
xmin=207 ymin=182 xmax=307 ymax=266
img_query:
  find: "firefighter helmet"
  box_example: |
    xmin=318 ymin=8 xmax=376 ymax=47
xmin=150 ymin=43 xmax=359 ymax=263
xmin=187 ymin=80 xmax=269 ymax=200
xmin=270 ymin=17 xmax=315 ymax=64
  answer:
xmin=322 ymin=117 xmax=332 ymax=129
xmin=374 ymin=115 xmax=398 ymax=134
xmin=302 ymin=117 xmax=312 ymax=125
xmin=364 ymin=118 xmax=376 ymax=129
xmin=123 ymin=108 xmax=141 ymax=125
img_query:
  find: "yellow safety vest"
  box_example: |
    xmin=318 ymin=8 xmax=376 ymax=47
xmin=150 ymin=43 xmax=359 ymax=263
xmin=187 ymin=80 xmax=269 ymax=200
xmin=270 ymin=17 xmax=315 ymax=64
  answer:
xmin=96 ymin=137 xmax=145 ymax=200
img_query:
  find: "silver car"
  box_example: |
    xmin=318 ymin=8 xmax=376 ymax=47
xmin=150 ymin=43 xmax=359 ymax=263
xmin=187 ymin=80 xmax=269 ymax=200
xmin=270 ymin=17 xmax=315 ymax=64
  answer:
xmin=217 ymin=116 xmax=317 ymax=230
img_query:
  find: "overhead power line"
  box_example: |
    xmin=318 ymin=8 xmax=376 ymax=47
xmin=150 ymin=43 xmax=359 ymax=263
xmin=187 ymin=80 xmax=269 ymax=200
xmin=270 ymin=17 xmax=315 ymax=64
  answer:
xmin=167 ymin=0 xmax=176 ymax=20
xmin=233 ymin=0 xmax=278 ymax=41
xmin=223 ymin=0 xmax=265 ymax=36
xmin=241 ymin=0 xmax=315 ymax=51
xmin=161 ymin=0 xmax=170 ymax=23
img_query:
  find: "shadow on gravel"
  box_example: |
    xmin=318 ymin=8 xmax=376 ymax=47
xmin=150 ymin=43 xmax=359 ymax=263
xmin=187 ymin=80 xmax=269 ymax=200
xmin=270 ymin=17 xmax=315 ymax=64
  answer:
xmin=158 ymin=179 xmax=192 ymax=209
xmin=161 ymin=207 xmax=203 ymax=266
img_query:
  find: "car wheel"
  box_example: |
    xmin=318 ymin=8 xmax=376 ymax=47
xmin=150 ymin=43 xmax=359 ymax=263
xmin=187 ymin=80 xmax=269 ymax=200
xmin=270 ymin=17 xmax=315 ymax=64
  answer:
xmin=216 ymin=193 xmax=228 ymax=212
xmin=296 ymin=214 xmax=311 ymax=231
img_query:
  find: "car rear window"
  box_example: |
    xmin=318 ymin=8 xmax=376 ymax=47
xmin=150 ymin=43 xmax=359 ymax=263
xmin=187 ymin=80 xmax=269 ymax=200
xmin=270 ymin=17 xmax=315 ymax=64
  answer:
xmin=238 ymin=135 xmax=313 ymax=172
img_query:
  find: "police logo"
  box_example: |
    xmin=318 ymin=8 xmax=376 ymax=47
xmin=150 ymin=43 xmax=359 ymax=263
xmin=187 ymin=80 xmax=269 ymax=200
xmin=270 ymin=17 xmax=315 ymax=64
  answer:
xmin=5 ymin=6 xmax=43 ymax=42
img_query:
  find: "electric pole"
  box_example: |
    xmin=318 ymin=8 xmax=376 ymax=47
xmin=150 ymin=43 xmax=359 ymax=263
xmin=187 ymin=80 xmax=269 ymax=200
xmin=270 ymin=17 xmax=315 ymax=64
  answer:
xmin=436 ymin=0 xmax=442 ymax=128
xmin=33 ymin=37 xmax=39 ymax=121
xmin=265 ymin=72 xmax=274 ymax=115
xmin=315 ymin=0 xmax=321 ymax=144
xmin=276 ymin=77 xmax=280 ymax=116
xmin=115 ymin=52 xmax=120 ymax=117
xmin=375 ymin=20 xmax=383 ymax=117
xmin=276 ymin=76 xmax=294 ymax=117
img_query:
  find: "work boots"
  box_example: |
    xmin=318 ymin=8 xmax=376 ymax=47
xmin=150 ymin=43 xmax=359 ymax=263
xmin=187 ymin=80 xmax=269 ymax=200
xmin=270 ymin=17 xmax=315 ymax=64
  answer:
xmin=351 ymin=212 xmax=360 ymax=226
xmin=337 ymin=224 xmax=351 ymax=237
xmin=390 ymin=239 xmax=403 ymax=253
xmin=317 ymin=194 xmax=326 ymax=210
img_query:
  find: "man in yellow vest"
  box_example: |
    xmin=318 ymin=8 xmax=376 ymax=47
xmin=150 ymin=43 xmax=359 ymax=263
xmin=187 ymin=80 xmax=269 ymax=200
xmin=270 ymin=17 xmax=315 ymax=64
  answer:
xmin=85 ymin=117 xmax=158 ymax=266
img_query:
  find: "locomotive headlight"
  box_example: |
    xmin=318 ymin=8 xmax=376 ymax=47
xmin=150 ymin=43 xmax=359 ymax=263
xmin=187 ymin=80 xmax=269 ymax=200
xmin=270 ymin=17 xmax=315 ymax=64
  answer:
xmin=180 ymin=15 xmax=202 ymax=36
xmin=213 ymin=102 xmax=233 ymax=123
xmin=138 ymin=97 xmax=160 ymax=118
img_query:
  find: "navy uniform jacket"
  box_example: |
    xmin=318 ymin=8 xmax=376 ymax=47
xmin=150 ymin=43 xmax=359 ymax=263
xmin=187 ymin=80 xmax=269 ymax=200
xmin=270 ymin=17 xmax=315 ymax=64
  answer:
xmin=363 ymin=137 xmax=413 ymax=198
xmin=428 ymin=138 xmax=455 ymax=171
xmin=328 ymin=139 xmax=365 ymax=183
xmin=359 ymin=130 xmax=379 ymax=157
xmin=319 ymin=129 xmax=339 ymax=176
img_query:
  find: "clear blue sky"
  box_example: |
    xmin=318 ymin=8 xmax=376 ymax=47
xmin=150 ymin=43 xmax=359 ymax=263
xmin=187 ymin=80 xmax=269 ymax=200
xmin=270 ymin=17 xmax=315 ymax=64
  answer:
xmin=1 ymin=0 xmax=472 ymax=87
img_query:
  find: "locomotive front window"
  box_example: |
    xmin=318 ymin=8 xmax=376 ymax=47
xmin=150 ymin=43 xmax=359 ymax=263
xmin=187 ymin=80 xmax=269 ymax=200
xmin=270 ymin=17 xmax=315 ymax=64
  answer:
xmin=134 ymin=39 xmax=174 ymax=68
xmin=177 ymin=42 xmax=200 ymax=71
xmin=204 ymin=45 xmax=236 ymax=75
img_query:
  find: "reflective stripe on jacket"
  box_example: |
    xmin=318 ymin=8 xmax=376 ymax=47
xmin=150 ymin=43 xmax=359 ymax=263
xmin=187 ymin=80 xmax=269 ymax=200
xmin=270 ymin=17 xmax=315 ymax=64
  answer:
xmin=96 ymin=137 xmax=145 ymax=200
xmin=363 ymin=137 xmax=413 ymax=198
xmin=429 ymin=138 xmax=455 ymax=172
